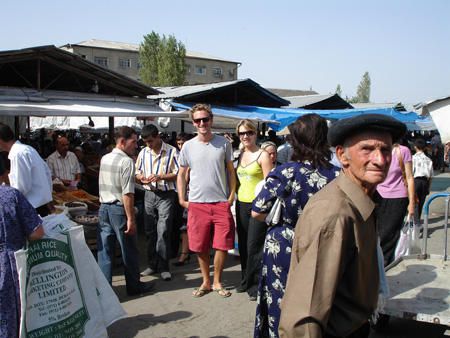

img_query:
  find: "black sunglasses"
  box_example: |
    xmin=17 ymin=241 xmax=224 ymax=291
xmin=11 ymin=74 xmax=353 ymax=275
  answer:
xmin=238 ymin=130 xmax=255 ymax=137
xmin=193 ymin=117 xmax=211 ymax=124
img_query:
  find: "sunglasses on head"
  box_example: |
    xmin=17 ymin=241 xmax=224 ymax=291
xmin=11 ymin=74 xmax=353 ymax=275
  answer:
xmin=238 ymin=130 xmax=255 ymax=137
xmin=192 ymin=117 xmax=211 ymax=124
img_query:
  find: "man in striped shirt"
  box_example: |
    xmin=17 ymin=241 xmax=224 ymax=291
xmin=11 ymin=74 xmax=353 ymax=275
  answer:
xmin=47 ymin=136 xmax=81 ymax=185
xmin=136 ymin=124 xmax=179 ymax=281
xmin=98 ymin=126 xmax=152 ymax=296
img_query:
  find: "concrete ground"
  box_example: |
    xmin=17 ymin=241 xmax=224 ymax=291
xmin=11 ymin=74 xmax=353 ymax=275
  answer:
xmin=107 ymin=172 xmax=450 ymax=338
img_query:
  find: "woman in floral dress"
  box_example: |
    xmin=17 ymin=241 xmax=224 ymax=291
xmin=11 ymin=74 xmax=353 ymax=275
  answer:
xmin=0 ymin=184 xmax=43 ymax=338
xmin=252 ymin=114 xmax=340 ymax=338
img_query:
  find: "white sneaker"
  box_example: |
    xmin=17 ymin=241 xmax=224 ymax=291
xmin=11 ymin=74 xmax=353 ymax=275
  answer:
xmin=141 ymin=267 xmax=156 ymax=276
xmin=161 ymin=271 xmax=171 ymax=281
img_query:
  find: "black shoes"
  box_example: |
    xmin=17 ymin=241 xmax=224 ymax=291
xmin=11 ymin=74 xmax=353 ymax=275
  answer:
xmin=235 ymin=285 xmax=247 ymax=293
xmin=172 ymin=253 xmax=191 ymax=267
xmin=127 ymin=282 xmax=154 ymax=296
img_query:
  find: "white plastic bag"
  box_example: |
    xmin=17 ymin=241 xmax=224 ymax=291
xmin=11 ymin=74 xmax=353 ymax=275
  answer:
xmin=265 ymin=198 xmax=283 ymax=226
xmin=372 ymin=238 xmax=390 ymax=323
xmin=394 ymin=215 xmax=421 ymax=260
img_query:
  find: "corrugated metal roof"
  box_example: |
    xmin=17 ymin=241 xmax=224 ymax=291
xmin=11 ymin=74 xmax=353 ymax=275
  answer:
xmin=150 ymin=79 xmax=290 ymax=107
xmin=0 ymin=45 xmax=160 ymax=97
xmin=352 ymin=102 xmax=406 ymax=111
xmin=284 ymin=94 xmax=352 ymax=110
xmin=268 ymin=88 xmax=318 ymax=97
xmin=67 ymin=39 xmax=240 ymax=64
xmin=414 ymin=95 xmax=450 ymax=115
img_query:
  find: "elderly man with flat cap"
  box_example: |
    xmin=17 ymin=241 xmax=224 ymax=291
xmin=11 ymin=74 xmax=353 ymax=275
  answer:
xmin=279 ymin=114 xmax=406 ymax=338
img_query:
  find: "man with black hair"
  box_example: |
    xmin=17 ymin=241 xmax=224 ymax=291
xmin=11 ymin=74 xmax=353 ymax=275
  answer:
xmin=98 ymin=126 xmax=152 ymax=296
xmin=0 ymin=123 xmax=52 ymax=216
xmin=135 ymin=124 xmax=179 ymax=281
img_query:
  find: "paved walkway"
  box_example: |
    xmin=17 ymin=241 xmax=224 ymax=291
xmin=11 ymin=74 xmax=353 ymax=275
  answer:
xmin=108 ymin=254 xmax=256 ymax=338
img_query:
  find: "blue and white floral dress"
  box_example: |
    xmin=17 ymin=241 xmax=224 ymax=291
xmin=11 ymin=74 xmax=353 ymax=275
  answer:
xmin=0 ymin=186 xmax=42 ymax=338
xmin=252 ymin=161 xmax=339 ymax=338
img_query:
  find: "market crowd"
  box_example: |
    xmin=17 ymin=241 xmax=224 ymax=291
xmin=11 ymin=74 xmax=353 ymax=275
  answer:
xmin=0 ymin=103 xmax=448 ymax=338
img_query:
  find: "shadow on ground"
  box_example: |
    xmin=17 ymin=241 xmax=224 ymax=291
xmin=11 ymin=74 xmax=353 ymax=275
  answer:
xmin=107 ymin=311 xmax=192 ymax=338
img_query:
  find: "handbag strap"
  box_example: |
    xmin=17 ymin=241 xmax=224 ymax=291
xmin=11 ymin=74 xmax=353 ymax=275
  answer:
xmin=394 ymin=145 xmax=408 ymax=188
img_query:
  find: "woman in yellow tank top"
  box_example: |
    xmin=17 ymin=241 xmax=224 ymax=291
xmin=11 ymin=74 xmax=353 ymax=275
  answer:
xmin=235 ymin=119 xmax=273 ymax=300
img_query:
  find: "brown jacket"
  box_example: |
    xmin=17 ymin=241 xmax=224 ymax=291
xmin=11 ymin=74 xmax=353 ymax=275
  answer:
xmin=279 ymin=173 xmax=379 ymax=338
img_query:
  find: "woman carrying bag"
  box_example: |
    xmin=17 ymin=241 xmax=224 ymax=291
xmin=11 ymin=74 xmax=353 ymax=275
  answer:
xmin=375 ymin=141 xmax=415 ymax=266
xmin=251 ymin=114 xmax=340 ymax=338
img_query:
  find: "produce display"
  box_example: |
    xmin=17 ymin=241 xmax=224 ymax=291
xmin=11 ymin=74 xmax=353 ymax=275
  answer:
xmin=53 ymin=188 xmax=100 ymax=211
xmin=74 ymin=215 xmax=99 ymax=225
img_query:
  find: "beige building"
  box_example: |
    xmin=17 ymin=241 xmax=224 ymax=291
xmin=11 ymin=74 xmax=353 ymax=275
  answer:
xmin=60 ymin=39 xmax=241 ymax=85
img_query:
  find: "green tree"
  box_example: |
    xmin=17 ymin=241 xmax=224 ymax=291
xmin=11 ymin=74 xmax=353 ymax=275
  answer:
xmin=335 ymin=84 xmax=342 ymax=96
xmin=353 ymin=71 xmax=371 ymax=103
xmin=139 ymin=31 xmax=186 ymax=86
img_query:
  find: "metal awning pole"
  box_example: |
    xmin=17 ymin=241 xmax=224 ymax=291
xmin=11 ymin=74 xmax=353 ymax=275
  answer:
xmin=108 ymin=117 xmax=114 ymax=142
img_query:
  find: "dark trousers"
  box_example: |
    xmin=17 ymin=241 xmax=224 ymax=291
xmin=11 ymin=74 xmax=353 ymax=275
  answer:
xmin=414 ymin=177 xmax=429 ymax=219
xmin=144 ymin=190 xmax=176 ymax=272
xmin=324 ymin=322 xmax=370 ymax=338
xmin=170 ymin=201 xmax=183 ymax=258
xmin=374 ymin=193 xmax=409 ymax=266
xmin=236 ymin=200 xmax=267 ymax=296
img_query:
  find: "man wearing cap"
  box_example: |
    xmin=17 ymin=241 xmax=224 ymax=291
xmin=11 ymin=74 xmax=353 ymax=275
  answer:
xmin=279 ymin=114 xmax=406 ymax=338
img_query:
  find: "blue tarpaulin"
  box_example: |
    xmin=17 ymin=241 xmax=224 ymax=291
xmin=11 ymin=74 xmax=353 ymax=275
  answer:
xmin=171 ymin=101 xmax=432 ymax=131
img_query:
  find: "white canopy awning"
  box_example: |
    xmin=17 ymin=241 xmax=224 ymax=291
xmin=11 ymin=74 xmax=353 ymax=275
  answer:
xmin=0 ymin=87 xmax=187 ymax=118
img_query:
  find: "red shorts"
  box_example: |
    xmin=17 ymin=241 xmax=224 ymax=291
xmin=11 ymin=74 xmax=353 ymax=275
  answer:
xmin=187 ymin=202 xmax=235 ymax=253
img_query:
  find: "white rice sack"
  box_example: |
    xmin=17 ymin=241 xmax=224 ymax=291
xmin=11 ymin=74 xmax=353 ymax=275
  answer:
xmin=15 ymin=223 xmax=125 ymax=338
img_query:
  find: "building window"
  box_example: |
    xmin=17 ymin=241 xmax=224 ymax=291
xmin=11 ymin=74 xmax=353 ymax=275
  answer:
xmin=136 ymin=61 xmax=141 ymax=69
xmin=195 ymin=65 xmax=206 ymax=75
xmin=186 ymin=64 xmax=191 ymax=74
xmin=81 ymin=54 xmax=87 ymax=59
xmin=94 ymin=56 xmax=108 ymax=68
xmin=119 ymin=58 xmax=131 ymax=69
xmin=212 ymin=67 xmax=223 ymax=78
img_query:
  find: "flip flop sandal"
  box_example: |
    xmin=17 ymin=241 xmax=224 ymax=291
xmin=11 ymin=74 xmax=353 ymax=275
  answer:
xmin=192 ymin=287 xmax=211 ymax=298
xmin=212 ymin=287 xmax=232 ymax=298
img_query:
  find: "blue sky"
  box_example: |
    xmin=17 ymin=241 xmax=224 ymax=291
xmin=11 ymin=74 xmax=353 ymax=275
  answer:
xmin=2 ymin=0 xmax=449 ymax=105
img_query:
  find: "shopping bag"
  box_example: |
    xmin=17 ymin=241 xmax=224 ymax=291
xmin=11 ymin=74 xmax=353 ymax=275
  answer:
xmin=265 ymin=198 xmax=283 ymax=226
xmin=394 ymin=215 xmax=421 ymax=260
xmin=371 ymin=238 xmax=390 ymax=324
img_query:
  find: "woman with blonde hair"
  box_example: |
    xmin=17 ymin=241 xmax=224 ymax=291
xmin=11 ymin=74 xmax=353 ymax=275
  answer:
xmin=235 ymin=119 xmax=273 ymax=300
